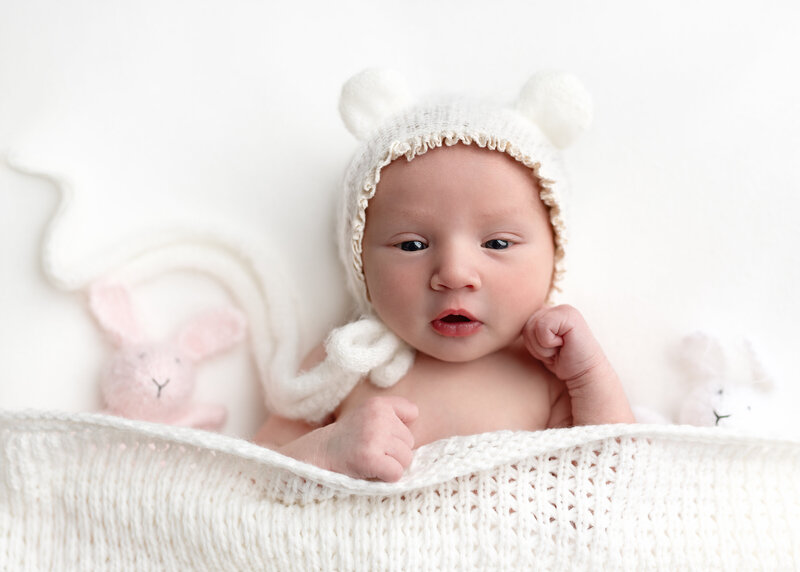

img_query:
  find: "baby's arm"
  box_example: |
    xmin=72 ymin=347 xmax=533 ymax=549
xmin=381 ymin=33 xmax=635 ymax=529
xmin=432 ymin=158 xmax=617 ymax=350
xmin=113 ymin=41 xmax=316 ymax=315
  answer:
xmin=524 ymin=305 xmax=635 ymax=425
xmin=255 ymin=341 xmax=418 ymax=482
xmin=255 ymin=397 xmax=417 ymax=482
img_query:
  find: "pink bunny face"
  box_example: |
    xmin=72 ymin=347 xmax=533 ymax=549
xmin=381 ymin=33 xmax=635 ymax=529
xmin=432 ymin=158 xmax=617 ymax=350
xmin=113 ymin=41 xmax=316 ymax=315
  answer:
xmin=89 ymin=281 xmax=246 ymax=429
xmin=102 ymin=342 xmax=196 ymax=422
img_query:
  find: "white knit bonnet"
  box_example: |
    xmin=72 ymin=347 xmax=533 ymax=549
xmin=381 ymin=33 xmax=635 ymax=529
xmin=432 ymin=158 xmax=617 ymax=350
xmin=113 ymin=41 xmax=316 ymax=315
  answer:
xmin=267 ymin=69 xmax=592 ymax=423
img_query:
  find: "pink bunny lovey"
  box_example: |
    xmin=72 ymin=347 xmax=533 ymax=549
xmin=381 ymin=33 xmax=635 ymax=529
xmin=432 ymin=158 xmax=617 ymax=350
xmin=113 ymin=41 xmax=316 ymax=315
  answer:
xmin=89 ymin=281 xmax=247 ymax=431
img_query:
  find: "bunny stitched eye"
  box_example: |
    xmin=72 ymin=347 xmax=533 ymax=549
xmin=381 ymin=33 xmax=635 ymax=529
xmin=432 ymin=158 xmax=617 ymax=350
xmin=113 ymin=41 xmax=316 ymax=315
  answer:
xmin=175 ymin=357 xmax=181 ymax=364
xmin=139 ymin=352 xmax=147 ymax=359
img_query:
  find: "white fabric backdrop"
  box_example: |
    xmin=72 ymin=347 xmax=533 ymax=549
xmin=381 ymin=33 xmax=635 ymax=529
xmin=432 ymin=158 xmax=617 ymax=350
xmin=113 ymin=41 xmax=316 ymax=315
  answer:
xmin=1 ymin=0 xmax=798 ymax=438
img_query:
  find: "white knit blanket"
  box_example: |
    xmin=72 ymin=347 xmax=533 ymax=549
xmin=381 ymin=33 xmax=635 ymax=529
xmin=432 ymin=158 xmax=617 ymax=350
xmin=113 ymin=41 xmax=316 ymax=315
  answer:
xmin=2 ymin=411 xmax=799 ymax=570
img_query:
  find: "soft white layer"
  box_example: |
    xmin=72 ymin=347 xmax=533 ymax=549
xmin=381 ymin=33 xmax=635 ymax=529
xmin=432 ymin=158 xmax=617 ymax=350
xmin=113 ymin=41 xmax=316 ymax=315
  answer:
xmin=2 ymin=411 xmax=799 ymax=569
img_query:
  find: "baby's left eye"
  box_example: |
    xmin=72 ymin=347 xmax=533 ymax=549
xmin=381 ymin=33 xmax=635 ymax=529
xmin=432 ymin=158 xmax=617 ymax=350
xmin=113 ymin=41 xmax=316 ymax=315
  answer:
xmin=483 ymin=239 xmax=510 ymax=250
xmin=397 ymin=240 xmax=427 ymax=252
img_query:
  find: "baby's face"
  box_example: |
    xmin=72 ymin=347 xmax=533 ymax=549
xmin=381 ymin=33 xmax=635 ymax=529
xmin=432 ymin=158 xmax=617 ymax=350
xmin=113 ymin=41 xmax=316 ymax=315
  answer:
xmin=362 ymin=144 xmax=555 ymax=363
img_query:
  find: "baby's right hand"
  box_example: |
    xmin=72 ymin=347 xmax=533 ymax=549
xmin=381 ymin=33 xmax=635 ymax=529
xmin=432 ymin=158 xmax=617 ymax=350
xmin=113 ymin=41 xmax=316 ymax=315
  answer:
xmin=323 ymin=396 xmax=418 ymax=482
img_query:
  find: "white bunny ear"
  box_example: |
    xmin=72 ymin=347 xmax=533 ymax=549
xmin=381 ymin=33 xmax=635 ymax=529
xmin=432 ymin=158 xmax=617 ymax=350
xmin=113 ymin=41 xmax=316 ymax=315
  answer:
xmin=677 ymin=331 xmax=726 ymax=382
xmin=88 ymin=281 xmax=145 ymax=346
xmin=339 ymin=68 xmax=413 ymax=141
xmin=742 ymin=338 xmax=775 ymax=392
xmin=516 ymin=70 xmax=593 ymax=149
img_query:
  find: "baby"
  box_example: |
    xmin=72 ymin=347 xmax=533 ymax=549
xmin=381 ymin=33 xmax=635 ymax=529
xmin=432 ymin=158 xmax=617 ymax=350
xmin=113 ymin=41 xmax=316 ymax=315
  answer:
xmin=255 ymin=69 xmax=634 ymax=481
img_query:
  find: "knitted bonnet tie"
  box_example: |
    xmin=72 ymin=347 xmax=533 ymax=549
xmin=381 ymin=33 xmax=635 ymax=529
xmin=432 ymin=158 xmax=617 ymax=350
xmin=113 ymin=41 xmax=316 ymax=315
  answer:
xmin=267 ymin=69 xmax=592 ymax=423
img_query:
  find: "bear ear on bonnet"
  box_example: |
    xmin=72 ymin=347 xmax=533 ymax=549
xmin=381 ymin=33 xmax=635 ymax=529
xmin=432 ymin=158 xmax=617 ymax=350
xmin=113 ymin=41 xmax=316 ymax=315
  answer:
xmin=339 ymin=68 xmax=413 ymax=141
xmin=515 ymin=70 xmax=593 ymax=149
xmin=338 ymin=67 xmax=593 ymax=149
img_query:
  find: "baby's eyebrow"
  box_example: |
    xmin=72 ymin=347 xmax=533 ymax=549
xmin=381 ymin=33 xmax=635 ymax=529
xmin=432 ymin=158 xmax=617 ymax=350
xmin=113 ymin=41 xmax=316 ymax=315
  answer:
xmin=387 ymin=207 xmax=436 ymax=221
xmin=480 ymin=207 xmax=527 ymax=220
xmin=389 ymin=206 xmax=525 ymax=221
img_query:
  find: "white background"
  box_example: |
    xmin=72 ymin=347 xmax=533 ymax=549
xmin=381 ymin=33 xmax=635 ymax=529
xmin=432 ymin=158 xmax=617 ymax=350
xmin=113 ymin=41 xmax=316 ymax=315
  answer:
xmin=1 ymin=0 xmax=798 ymax=437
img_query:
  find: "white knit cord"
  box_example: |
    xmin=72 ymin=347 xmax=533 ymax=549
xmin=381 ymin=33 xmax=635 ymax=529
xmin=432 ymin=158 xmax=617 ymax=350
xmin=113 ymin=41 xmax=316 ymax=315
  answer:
xmin=3 ymin=153 xmax=306 ymax=416
xmin=267 ymin=316 xmax=414 ymax=423
xmin=4 ymin=153 xmax=414 ymax=423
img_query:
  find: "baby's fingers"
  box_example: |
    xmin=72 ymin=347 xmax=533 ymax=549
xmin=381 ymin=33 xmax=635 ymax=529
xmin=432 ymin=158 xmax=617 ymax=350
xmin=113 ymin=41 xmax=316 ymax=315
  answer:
xmin=387 ymin=396 xmax=419 ymax=425
xmin=524 ymin=313 xmax=563 ymax=359
xmin=386 ymin=437 xmax=414 ymax=470
xmin=364 ymin=439 xmax=412 ymax=482
xmin=374 ymin=456 xmax=406 ymax=483
xmin=391 ymin=421 xmax=415 ymax=450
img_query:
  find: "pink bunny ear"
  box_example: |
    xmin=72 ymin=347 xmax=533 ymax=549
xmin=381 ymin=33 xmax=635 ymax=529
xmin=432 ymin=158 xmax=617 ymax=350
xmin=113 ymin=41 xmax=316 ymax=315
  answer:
xmin=88 ymin=281 xmax=145 ymax=346
xmin=177 ymin=307 xmax=247 ymax=361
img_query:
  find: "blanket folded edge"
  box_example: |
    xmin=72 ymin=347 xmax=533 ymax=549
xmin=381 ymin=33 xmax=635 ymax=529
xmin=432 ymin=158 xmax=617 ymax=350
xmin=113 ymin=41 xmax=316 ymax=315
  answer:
xmin=2 ymin=408 xmax=799 ymax=495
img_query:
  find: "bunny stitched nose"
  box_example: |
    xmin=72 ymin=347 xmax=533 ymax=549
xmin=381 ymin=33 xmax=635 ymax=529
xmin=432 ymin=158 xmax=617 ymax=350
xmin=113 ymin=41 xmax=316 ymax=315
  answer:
xmin=152 ymin=378 xmax=171 ymax=398
xmin=713 ymin=409 xmax=732 ymax=426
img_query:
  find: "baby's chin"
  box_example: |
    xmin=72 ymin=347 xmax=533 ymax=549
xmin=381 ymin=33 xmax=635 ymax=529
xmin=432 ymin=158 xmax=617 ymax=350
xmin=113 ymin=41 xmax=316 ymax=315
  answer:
xmin=413 ymin=332 xmax=523 ymax=363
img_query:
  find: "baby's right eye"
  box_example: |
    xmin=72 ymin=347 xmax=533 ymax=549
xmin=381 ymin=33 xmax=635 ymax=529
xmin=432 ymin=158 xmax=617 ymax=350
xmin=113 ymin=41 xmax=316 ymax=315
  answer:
xmin=397 ymin=240 xmax=427 ymax=252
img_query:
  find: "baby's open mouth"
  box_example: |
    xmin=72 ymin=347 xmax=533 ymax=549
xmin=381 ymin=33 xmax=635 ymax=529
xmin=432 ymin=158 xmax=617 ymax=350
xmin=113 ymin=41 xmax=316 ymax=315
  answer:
xmin=431 ymin=310 xmax=482 ymax=337
xmin=440 ymin=314 xmax=472 ymax=323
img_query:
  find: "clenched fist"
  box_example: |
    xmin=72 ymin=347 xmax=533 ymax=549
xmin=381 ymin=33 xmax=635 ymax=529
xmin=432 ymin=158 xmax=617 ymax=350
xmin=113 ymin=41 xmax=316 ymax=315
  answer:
xmin=524 ymin=304 xmax=635 ymax=425
xmin=523 ymin=304 xmax=608 ymax=385
xmin=322 ymin=396 xmax=418 ymax=482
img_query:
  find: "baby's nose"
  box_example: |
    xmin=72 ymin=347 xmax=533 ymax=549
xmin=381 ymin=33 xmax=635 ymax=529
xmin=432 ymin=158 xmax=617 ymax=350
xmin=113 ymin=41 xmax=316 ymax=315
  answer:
xmin=430 ymin=245 xmax=481 ymax=291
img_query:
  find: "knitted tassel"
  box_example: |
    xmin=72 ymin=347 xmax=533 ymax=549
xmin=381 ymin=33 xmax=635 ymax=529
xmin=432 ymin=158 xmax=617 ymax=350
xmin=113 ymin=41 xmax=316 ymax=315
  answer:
xmin=268 ymin=316 xmax=414 ymax=423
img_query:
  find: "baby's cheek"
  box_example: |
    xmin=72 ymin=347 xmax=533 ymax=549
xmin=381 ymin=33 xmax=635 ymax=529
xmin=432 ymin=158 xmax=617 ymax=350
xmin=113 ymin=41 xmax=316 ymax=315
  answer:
xmin=366 ymin=265 xmax=416 ymax=318
xmin=503 ymin=268 xmax=550 ymax=317
xmin=368 ymin=266 xmax=400 ymax=302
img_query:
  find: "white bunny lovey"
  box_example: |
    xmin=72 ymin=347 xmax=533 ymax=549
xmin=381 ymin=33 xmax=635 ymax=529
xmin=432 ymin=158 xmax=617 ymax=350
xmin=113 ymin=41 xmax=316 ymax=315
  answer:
xmin=89 ymin=281 xmax=247 ymax=430
xmin=678 ymin=332 xmax=800 ymax=435
xmin=632 ymin=332 xmax=792 ymax=432
xmin=675 ymin=331 xmax=784 ymax=432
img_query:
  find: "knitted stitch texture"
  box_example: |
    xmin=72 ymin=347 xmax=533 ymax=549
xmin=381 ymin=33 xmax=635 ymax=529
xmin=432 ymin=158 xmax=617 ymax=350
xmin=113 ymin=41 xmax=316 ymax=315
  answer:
xmin=2 ymin=410 xmax=799 ymax=570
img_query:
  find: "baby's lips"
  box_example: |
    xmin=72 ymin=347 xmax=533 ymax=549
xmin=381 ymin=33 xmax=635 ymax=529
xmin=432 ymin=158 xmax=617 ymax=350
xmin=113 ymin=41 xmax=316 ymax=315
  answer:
xmin=432 ymin=308 xmax=480 ymax=322
xmin=430 ymin=310 xmax=483 ymax=338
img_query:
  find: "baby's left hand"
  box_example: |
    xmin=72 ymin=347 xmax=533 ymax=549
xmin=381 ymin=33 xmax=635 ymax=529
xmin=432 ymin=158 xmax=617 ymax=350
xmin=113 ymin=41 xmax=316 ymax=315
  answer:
xmin=523 ymin=304 xmax=635 ymax=425
xmin=523 ymin=304 xmax=607 ymax=386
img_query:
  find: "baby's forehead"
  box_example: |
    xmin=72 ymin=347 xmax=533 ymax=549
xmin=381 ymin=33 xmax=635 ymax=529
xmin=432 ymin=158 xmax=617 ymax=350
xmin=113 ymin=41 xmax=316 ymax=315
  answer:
xmin=370 ymin=144 xmax=544 ymax=213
